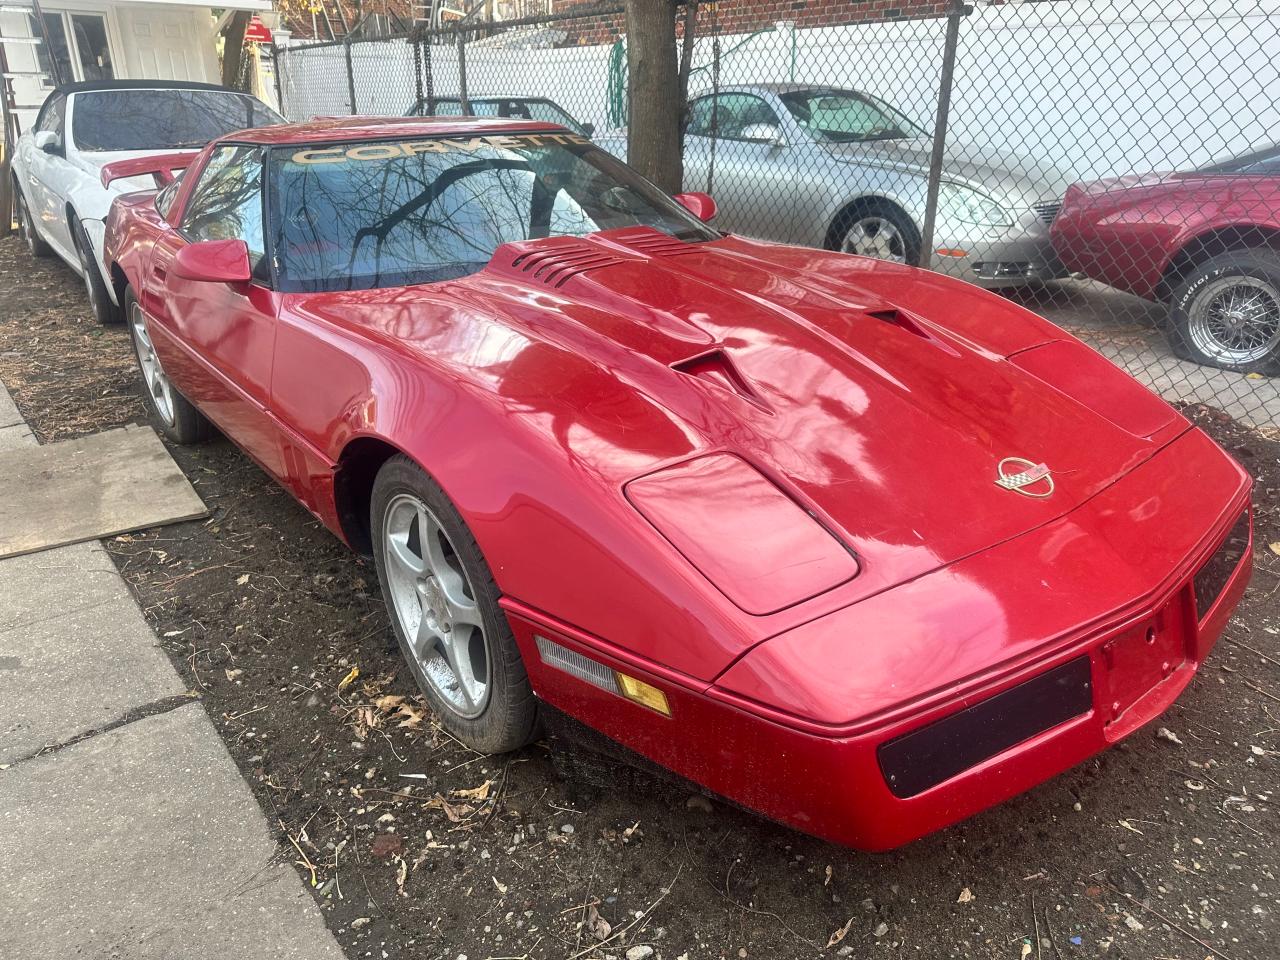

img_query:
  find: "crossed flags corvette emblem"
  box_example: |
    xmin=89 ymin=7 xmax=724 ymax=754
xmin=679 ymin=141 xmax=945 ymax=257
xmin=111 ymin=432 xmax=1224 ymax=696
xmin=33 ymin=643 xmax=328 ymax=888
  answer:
xmin=995 ymin=457 xmax=1055 ymax=498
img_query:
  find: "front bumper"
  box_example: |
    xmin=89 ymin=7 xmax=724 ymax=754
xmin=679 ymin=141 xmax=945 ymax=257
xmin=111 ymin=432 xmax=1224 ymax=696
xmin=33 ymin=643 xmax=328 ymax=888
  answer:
xmin=505 ymin=428 xmax=1252 ymax=850
xmin=930 ymin=207 xmax=1068 ymax=288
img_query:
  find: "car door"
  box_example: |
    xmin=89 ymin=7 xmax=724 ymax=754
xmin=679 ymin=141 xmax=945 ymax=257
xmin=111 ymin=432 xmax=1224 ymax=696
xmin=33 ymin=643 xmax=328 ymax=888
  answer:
xmin=147 ymin=144 xmax=286 ymax=478
xmin=25 ymin=93 xmax=74 ymax=255
xmin=683 ymin=92 xmax=802 ymax=243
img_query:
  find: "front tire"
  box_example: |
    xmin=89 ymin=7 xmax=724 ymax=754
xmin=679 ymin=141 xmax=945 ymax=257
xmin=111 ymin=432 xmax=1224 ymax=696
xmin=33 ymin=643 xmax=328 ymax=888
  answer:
xmin=124 ymin=289 xmax=212 ymax=444
xmin=830 ymin=201 xmax=922 ymax=267
xmin=15 ymin=188 xmax=51 ymax=258
xmin=1167 ymin=248 xmax=1280 ymax=374
xmin=371 ymin=455 xmax=537 ymax=754
xmin=72 ymin=215 xmax=120 ymax=325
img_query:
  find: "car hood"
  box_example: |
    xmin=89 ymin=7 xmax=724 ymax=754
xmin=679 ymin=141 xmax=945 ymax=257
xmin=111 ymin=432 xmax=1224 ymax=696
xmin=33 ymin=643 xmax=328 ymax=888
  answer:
xmin=822 ymin=135 xmax=1069 ymax=206
xmin=302 ymin=230 xmax=1186 ymax=609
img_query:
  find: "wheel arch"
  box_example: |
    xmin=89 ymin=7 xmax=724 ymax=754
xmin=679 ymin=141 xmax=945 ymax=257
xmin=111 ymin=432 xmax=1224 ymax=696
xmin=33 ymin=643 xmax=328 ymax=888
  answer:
xmin=332 ymin=434 xmax=415 ymax=556
xmin=1157 ymin=224 xmax=1280 ymax=301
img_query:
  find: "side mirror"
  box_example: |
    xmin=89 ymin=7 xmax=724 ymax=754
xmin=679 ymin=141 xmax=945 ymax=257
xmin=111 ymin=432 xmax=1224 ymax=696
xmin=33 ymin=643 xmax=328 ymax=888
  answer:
xmin=740 ymin=123 xmax=783 ymax=146
xmin=581 ymin=121 xmax=595 ymax=138
xmin=172 ymin=238 xmax=252 ymax=284
xmin=673 ymin=191 xmax=717 ymax=223
xmin=33 ymin=130 xmax=61 ymax=155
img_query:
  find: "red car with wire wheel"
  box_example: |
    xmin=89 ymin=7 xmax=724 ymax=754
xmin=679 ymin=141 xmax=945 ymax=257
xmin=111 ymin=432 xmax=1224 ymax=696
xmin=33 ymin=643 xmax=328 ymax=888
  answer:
xmin=102 ymin=116 xmax=1253 ymax=850
xmin=1051 ymin=143 xmax=1280 ymax=374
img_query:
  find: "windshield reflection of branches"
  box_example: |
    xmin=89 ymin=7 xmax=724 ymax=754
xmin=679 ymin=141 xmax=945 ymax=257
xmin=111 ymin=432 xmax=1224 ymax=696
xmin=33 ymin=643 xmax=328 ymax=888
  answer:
xmin=274 ymin=141 xmax=710 ymax=293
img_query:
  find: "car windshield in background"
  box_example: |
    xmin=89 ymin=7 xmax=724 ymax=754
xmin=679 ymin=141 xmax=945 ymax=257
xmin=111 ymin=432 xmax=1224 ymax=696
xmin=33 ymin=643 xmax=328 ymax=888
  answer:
xmin=1200 ymin=142 xmax=1280 ymax=175
xmin=270 ymin=133 xmax=717 ymax=293
xmin=72 ymin=89 xmax=285 ymax=151
xmin=779 ymin=89 xmax=926 ymax=143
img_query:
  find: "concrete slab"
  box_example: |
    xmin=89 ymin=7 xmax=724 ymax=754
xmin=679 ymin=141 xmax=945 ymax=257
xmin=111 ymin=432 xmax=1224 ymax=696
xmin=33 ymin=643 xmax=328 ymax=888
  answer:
xmin=0 ymin=381 xmax=20 ymax=429
xmin=0 ymin=422 xmax=34 ymax=451
xmin=0 ymin=424 xmax=207 ymax=559
xmin=0 ymin=588 xmax=187 ymax=763
xmin=0 ymin=540 xmax=126 ymax=633
xmin=0 ymin=704 xmax=346 ymax=960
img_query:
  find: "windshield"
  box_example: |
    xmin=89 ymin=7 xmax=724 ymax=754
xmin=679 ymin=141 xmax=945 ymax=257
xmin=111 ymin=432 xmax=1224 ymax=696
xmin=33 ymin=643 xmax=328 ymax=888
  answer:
xmin=1200 ymin=142 xmax=1280 ymax=175
xmin=72 ymin=89 xmax=284 ymax=152
xmin=270 ymin=132 xmax=717 ymax=293
xmin=778 ymin=89 xmax=926 ymax=143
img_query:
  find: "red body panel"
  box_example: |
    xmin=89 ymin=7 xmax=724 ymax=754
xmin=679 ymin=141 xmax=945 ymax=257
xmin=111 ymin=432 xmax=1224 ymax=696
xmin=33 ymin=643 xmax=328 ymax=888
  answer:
xmin=102 ymin=117 xmax=1254 ymax=850
xmin=1051 ymin=171 xmax=1280 ymax=300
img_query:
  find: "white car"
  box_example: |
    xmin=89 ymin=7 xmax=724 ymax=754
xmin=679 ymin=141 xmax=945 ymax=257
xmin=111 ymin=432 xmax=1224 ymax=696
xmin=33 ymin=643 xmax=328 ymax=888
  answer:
xmin=11 ymin=80 xmax=283 ymax=324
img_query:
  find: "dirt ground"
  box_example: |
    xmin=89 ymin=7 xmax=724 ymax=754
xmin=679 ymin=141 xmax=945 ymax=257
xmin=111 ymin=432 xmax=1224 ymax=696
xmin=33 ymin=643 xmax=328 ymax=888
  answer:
xmin=1 ymin=235 xmax=1278 ymax=960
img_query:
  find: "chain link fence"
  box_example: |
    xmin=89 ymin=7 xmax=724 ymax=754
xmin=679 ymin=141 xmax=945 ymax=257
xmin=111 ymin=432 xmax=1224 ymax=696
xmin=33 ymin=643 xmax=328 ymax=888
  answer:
xmin=275 ymin=0 xmax=1280 ymax=432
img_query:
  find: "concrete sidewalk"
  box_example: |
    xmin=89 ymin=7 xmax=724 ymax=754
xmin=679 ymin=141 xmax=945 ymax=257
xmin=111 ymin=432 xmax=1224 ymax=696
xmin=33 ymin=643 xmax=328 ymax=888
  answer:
xmin=0 ymin=381 xmax=345 ymax=960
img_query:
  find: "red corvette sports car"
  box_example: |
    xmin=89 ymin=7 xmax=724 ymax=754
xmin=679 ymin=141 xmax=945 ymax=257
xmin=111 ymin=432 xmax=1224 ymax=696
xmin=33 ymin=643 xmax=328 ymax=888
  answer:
xmin=1052 ymin=143 xmax=1280 ymax=373
xmin=102 ymin=116 xmax=1253 ymax=850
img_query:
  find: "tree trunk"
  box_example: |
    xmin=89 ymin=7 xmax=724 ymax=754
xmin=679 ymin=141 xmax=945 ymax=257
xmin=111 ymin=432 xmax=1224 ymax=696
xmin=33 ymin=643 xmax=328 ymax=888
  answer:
xmin=221 ymin=11 xmax=251 ymax=90
xmin=624 ymin=0 xmax=682 ymax=194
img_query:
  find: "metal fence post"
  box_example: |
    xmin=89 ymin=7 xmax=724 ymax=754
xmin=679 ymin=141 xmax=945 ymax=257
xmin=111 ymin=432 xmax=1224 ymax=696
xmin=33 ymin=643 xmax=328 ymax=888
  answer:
xmin=344 ymin=38 xmax=358 ymax=115
xmin=918 ymin=0 xmax=971 ymax=270
xmin=412 ymin=34 xmax=424 ymax=115
xmin=457 ymin=32 xmax=469 ymax=114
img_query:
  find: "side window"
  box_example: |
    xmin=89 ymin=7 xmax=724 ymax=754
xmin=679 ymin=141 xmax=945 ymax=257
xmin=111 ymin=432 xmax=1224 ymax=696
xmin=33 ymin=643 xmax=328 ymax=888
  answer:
xmin=712 ymin=94 xmax=782 ymax=142
xmin=686 ymin=96 xmax=715 ymax=137
xmin=35 ymin=95 xmax=65 ymax=137
xmin=154 ymin=174 xmax=183 ymax=219
xmin=180 ymin=145 xmax=266 ymax=277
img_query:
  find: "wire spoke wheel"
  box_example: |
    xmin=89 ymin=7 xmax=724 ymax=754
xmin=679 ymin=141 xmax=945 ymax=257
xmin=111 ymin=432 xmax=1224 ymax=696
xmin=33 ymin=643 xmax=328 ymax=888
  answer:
xmin=129 ymin=302 xmax=176 ymax=427
xmin=382 ymin=493 xmax=491 ymax=719
xmin=1188 ymin=275 xmax=1280 ymax=367
xmin=840 ymin=215 xmax=907 ymax=263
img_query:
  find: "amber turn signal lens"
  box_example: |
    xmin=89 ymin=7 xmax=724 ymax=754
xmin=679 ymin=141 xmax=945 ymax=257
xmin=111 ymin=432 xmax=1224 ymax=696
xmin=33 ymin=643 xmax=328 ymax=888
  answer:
xmin=615 ymin=672 xmax=671 ymax=716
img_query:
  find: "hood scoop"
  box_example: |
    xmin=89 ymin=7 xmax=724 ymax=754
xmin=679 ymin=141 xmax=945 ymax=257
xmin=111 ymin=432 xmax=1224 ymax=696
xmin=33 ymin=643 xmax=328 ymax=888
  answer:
xmin=672 ymin=348 xmax=770 ymax=411
xmin=507 ymin=243 xmax=625 ymax=288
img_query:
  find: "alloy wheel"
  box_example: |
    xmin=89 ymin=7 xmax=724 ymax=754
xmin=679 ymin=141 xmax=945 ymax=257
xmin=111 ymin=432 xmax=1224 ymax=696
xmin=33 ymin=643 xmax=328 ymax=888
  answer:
xmin=841 ymin=216 xmax=908 ymax=262
xmin=1187 ymin=275 xmax=1280 ymax=367
xmin=382 ymin=493 xmax=491 ymax=719
xmin=129 ymin=302 xmax=176 ymax=426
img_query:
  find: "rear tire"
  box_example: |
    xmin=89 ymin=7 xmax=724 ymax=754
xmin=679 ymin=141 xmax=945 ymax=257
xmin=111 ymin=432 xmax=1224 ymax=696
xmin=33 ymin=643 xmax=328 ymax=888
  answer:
xmin=72 ymin=215 xmax=120 ymax=325
xmin=1167 ymin=248 xmax=1280 ymax=374
xmin=371 ymin=455 xmax=537 ymax=754
xmin=124 ymin=289 xmax=212 ymax=444
xmin=15 ymin=188 xmax=51 ymax=258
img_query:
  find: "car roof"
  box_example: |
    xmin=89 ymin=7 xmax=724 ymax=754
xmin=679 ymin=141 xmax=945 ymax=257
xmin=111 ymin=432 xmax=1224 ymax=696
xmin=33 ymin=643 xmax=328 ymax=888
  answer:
xmin=224 ymin=114 xmax=569 ymax=146
xmin=58 ymin=79 xmax=240 ymax=97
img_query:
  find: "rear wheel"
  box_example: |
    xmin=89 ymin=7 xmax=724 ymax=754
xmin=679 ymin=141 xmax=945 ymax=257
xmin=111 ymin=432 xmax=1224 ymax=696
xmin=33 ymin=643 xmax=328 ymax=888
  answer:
xmin=125 ymin=290 xmax=212 ymax=444
xmin=371 ymin=455 xmax=537 ymax=754
xmin=15 ymin=189 xmax=51 ymax=258
xmin=72 ymin=215 xmax=120 ymax=325
xmin=830 ymin=201 xmax=922 ymax=267
xmin=1167 ymin=248 xmax=1280 ymax=374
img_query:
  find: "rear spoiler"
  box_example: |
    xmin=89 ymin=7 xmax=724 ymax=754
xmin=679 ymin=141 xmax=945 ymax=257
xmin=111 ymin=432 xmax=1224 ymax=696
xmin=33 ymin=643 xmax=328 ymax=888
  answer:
xmin=100 ymin=151 xmax=200 ymax=189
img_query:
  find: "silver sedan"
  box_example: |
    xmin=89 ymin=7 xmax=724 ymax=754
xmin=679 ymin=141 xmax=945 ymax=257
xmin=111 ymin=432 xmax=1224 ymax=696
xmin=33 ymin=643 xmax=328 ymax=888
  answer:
xmin=599 ymin=84 xmax=1068 ymax=288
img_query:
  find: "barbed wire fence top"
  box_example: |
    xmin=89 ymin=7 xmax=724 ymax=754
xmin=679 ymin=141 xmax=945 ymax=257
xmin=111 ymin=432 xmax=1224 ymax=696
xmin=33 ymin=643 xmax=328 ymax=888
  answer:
xmin=275 ymin=0 xmax=1280 ymax=433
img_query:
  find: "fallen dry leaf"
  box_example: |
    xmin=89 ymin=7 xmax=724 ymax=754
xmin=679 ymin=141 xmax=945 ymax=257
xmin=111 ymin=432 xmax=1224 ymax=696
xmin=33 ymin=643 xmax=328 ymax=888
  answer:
xmin=338 ymin=666 xmax=359 ymax=691
xmin=393 ymin=854 xmax=408 ymax=896
xmin=956 ymin=887 xmax=974 ymax=903
xmin=1269 ymin=541 xmax=1280 ymax=557
xmin=453 ymin=779 xmax=493 ymax=802
xmin=236 ymin=573 xmax=250 ymax=586
xmin=585 ymin=902 xmax=611 ymax=940
xmin=370 ymin=833 xmax=403 ymax=858
xmin=375 ymin=694 xmax=406 ymax=712
xmin=492 ymin=875 xmax=509 ymax=895
xmin=824 ymin=864 xmax=833 ymax=886
xmin=224 ymin=668 xmax=243 ymax=681
xmin=825 ymin=917 xmax=853 ymax=949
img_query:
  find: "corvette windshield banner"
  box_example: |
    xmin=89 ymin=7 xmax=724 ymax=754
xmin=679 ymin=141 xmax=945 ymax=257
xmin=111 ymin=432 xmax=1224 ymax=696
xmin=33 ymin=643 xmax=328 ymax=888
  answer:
xmin=291 ymin=133 xmax=591 ymax=165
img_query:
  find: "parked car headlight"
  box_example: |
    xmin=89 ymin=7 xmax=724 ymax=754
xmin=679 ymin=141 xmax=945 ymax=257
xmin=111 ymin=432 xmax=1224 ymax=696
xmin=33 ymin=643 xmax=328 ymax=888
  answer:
xmin=938 ymin=182 xmax=1013 ymax=227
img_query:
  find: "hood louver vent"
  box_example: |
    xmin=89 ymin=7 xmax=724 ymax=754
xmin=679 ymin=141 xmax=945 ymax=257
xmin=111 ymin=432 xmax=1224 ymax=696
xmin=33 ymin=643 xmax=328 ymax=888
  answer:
xmin=607 ymin=229 xmax=702 ymax=259
xmin=509 ymin=245 xmax=625 ymax=288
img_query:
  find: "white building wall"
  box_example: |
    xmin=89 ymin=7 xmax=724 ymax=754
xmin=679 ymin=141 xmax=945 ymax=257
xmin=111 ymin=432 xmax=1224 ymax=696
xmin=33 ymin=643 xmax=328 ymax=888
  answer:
xmin=278 ymin=0 xmax=1280 ymax=183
